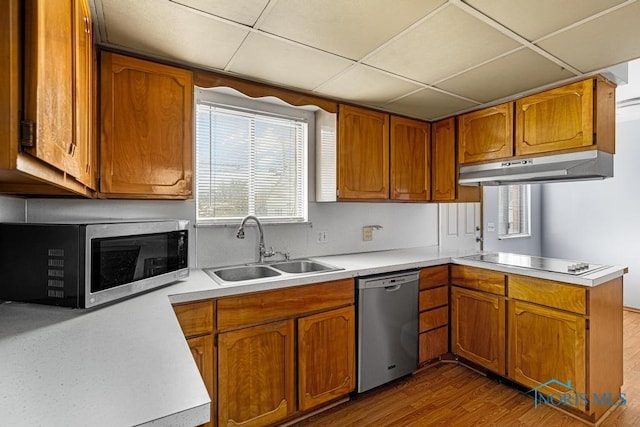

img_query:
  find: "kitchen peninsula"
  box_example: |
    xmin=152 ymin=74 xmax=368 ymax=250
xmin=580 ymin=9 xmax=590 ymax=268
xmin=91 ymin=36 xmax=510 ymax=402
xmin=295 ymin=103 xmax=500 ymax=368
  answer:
xmin=0 ymin=247 xmax=626 ymax=426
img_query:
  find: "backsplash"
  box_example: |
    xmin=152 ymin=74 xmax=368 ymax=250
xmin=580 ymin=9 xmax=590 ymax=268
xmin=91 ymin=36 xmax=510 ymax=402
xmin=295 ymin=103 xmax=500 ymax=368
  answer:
xmin=24 ymin=198 xmax=439 ymax=268
xmin=0 ymin=195 xmax=25 ymax=222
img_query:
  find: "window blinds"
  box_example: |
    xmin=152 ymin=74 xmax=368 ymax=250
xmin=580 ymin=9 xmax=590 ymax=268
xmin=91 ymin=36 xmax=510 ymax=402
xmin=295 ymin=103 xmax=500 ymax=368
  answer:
xmin=196 ymin=103 xmax=307 ymax=223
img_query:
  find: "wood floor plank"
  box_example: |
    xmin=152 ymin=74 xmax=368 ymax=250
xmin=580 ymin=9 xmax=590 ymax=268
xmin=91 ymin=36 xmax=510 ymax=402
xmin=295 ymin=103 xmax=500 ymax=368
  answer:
xmin=294 ymin=310 xmax=640 ymax=427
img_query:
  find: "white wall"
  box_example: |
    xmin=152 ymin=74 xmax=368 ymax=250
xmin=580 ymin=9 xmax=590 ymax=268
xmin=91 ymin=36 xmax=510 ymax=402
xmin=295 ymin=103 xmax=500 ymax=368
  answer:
xmin=25 ymin=198 xmax=439 ymax=268
xmin=0 ymin=195 xmax=25 ymax=222
xmin=541 ymin=119 xmax=640 ymax=308
xmin=482 ymin=185 xmax=542 ymax=256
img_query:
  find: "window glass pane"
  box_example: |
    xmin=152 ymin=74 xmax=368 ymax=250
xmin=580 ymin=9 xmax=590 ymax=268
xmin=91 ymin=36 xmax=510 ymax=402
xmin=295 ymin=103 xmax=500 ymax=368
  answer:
xmin=196 ymin=103 xmax=307 ymax=224
xmin=498 ymin=184 xmax=531 ymax=238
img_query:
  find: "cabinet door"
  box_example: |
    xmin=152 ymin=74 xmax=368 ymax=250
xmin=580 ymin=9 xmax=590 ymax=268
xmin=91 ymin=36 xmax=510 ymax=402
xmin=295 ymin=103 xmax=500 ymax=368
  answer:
xmin=390 ymin=116 xmax=430 ymax=201
xmin=508 ymin=300 xmax=586 ymax=408
xmin=187 ymin=334 xmax=215 ymax=427
xmin=298 ymin=306 xmax=355 ymax=411
xmin=338 ymin=104 xmax=389 ymax=200
xmin=72 ymin=0 xmax=95 ymax=188
xmin=100 ymin=52 xmax=193 ymax=198
xmin=218 ymin=320 xmax=295 ymax=427
xmin=431 ymin=117 xmax=456 ymax=201
xmin=458 ymin=102 xmax=513 ymax=164
xmin=451 ymin=286 xmax=505 ymax=375
xmin=515 ymin=80 xmax=594 ymax=156
xmin=23 ymin=0 xmax=78 ymax=177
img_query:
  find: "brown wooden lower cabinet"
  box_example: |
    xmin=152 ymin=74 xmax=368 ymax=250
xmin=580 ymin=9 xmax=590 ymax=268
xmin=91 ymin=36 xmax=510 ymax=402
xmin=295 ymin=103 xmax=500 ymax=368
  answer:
xmin=298 ymin=306 xmax=355 ymax=411
xmin=451 ymin=286 xmax=506 ymax=375
xmin=508 ymin=300 xmax=586 ymax=410
xmin=217 ymin=320 xmax=296 ymax=427
xmin=419 ymin=326 xmax=448 ymax=364
xmin=187 ymin=335 xmax=215 ymax=427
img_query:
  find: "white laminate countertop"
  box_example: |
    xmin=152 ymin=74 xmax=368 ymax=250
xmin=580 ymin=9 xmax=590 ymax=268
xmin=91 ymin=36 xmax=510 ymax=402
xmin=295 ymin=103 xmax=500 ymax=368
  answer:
xmin=0 ymin=246 xmax=627 ymax=426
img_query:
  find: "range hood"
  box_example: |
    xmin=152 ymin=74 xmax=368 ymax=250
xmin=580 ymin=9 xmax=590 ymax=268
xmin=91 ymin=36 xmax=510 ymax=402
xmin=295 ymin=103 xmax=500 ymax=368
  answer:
xmin=459 ymin=150 xmax=613 ymax=186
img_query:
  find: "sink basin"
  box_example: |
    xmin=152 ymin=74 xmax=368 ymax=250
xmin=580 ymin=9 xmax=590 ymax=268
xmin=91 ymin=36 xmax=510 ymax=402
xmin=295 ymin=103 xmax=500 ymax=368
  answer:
xmin=270 ymin=260 xmax=339 ymax=274
xmin=205 ymin=265 xmax=281 ymax=282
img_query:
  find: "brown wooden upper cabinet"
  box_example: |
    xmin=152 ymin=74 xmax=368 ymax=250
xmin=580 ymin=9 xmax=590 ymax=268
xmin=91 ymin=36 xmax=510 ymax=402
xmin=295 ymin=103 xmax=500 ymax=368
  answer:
xmin=457 ymin=102 xmax=514 ymax=165
xmin=515 ymin=76 xmax=616 ymax=156
xmin=337 ymin=104 xmax=390 ymax=200
xmin=431 ymin=117 xmax=481 ymax=203
xmin=100 ymin=52 xmax=193 ymax=199
xmin=0 ymin=0 xmax=96 ymax=196
xmin=390 ymin=116 xmax=431 ymax=201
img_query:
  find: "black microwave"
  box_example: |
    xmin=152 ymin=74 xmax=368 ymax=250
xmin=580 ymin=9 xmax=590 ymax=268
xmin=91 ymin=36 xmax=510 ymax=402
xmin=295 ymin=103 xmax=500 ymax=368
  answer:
xmin=0 ymin=220 xmax=189 ymax=308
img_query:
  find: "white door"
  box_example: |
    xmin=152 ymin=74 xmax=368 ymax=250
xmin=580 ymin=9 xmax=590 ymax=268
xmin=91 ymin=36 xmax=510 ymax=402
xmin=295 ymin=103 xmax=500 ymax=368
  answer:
xmin=439 ymin=203 xmax=481 ymax=251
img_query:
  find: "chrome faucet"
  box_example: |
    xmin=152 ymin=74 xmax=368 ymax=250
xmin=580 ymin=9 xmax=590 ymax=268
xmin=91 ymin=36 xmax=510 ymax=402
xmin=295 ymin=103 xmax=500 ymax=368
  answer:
xmin=236 ymin=215 xmax=289 ymax=263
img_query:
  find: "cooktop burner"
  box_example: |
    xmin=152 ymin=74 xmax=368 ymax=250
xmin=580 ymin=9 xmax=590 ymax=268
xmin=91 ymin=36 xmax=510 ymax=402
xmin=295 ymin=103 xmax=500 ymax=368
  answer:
xmin=461 ymin=253 xmax=610 ymax=276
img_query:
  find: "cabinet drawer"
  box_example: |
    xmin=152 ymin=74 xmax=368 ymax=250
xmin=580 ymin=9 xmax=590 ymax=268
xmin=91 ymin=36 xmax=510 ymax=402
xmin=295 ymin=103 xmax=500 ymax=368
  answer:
xmin=419 ymin=265 xmax=449 ymax=290
xmin=420 ymin=306 xmax=448 ymax=332
xmin=217 ymin=279 xmax=354 ymax=330
xmin=419 ymin=286 xmax=448 ymax=312
xmin=419 ymin=326 xmax=448 ymax=363
xmin=508 ymin=275 xmax=587 ymax=315
xmin=451 ymin=265 xmax=505 ymax=295
xmin=173 ymin=300 xmax=215 ymax=337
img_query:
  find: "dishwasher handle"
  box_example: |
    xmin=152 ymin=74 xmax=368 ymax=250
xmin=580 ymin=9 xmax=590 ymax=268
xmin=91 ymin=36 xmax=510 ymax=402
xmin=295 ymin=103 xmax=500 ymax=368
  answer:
xmin=384 ymin=284 xmax=402 ymax=292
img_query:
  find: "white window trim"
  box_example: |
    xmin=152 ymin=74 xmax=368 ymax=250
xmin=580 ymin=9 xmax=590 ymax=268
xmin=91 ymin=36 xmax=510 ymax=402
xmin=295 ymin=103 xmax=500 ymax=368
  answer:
xmin=194 ymin=88 xmax=313 ymax=226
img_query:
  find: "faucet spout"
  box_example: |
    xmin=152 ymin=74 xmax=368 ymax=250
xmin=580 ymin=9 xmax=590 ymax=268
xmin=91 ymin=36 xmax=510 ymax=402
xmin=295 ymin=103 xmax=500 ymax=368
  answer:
xmin=236 ymin=215 xmax=266 ymax=263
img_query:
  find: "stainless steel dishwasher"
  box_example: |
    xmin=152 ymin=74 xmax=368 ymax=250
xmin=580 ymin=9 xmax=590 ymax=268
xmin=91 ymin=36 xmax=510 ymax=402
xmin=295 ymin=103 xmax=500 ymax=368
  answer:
xmin=357 ymin=270 xmax=419 ymax=393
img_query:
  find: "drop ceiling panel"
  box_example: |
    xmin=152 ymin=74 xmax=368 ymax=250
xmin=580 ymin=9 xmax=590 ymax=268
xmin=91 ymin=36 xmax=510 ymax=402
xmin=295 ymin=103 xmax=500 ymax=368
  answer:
xmin=365 ymin=5 xmax=521 ymax=84
xmin=258 ymin=0 xmax=446 ymax=60
xmin=538 ymin=2 xmax=640 ymax=73
xmin=170 ymin=0 xmax=269 ymax=26
xmin=437 ymin=48 xmax=575 ymax=103
xmin=314 ymin=65 xmax=422 ymax=105
xmin=228 ymin=33 xmax=353 ymax=91
xmin=100 ymin=0 xmax=248 ymax=69
xmin=464 ymin=0 xmax=627 ymax=41
xmin=384 ymin=88 xmax=478 ymax=120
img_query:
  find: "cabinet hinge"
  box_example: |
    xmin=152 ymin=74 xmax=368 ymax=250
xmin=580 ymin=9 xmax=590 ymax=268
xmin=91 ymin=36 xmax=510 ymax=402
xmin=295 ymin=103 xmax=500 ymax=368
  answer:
xmin=585 ymin=319 xmax=590 ymax=330
xmin=336 ymin=188 xmax=340 ymax=198
xmin=20 ymin=120 xmax=35 ymax=148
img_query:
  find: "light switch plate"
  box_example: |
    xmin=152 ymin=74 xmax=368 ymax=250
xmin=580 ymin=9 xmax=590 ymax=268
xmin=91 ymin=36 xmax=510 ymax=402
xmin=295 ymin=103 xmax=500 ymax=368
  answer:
xmin=316 ymin=230 xmax=328 ymax=244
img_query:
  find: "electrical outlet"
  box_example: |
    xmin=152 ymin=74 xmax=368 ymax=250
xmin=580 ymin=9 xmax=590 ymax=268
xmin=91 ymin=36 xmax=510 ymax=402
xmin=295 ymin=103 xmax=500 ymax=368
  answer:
xmin=316 ymin=230 xmax=328 ymax=244
xmin=362 ymin=226 xmax=373 ymax=242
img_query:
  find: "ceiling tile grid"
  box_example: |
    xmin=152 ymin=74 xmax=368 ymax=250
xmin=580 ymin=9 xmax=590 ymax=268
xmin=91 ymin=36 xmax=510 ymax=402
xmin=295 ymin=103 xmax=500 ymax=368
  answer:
xmin=93 ymin=0 xmax=640 ymax=120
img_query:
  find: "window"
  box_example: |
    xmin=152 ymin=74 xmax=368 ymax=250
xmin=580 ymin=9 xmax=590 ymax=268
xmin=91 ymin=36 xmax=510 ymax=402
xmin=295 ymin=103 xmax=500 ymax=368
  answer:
xmin=195 ymin=102 xmax=308 ymax=224
xmin=498 ymin=184 xmax=531 ymax=238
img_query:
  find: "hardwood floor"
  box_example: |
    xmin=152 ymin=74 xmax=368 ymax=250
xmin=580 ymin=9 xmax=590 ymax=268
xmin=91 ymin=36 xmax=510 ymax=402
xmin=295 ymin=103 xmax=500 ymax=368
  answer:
xmin=294 ymin=310 xmax=640 ymax=426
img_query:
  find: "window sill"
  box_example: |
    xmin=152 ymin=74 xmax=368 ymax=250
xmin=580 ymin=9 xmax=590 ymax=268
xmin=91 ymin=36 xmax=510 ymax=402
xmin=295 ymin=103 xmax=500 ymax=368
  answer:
xmin=498 ymin=233 xmax=532 ymax=240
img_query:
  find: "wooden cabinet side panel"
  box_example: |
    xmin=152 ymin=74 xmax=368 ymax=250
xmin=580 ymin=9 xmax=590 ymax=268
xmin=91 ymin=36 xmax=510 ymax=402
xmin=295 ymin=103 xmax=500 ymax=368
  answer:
xmin=100 ymin=52 xmax=193 ymax=198
xmin=298 ymin=306 xmax=355 ymax=412
xmin=187 ymin=334 xmax=215 ymax=427
xmin=217 ymin=279 xmax=354 ymax=330
xmin=595 ymin=76 xmax=616 ymax=154
xmin=0 ymin=0 xmax=21 ymax=168
xmin=390 ymin=116 xmax=430 ymax=201
xmin=515 ymin=79 xmax=594 ymax=156
xmin=451 ymin=287 xmax=505 ymax=375
xmin=337 ymin=104 xmax=389 ymax=200
xmin=218 ymin=320 xmax=295 ymax=427
xmin=588 ymin=277 xmax=623 ymax=418
xmin=508 ymin=300 xmax=586 ymax=408
xmin=458 ymin=102 xmax=513 ymax=164
xmin=431 ymin=118 xmax=456 ymax=201
xmin=24 ymin=0 xmax=76 ymax=176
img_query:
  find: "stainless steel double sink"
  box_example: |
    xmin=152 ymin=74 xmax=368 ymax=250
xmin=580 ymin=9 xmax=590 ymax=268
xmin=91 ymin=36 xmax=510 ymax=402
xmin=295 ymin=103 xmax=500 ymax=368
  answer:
xmin=204 ymin=259 xmax=343 ymax=285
